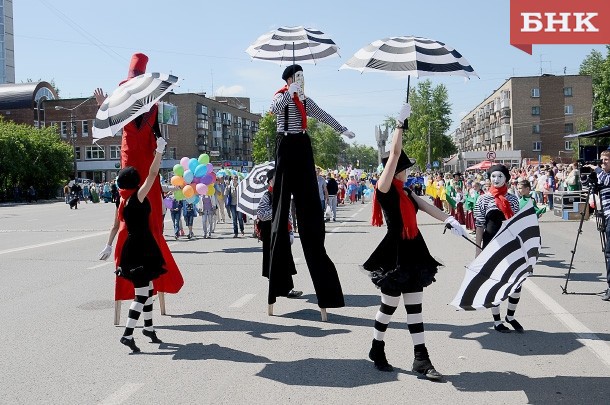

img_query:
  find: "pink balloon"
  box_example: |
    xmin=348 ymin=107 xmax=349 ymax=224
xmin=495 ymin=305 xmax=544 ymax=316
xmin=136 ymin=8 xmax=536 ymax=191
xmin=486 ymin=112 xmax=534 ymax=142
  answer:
xmin=195 ymin=183 xmax=207 ymax=195
xmin=180 ymin=157 xmax=190 ymax=170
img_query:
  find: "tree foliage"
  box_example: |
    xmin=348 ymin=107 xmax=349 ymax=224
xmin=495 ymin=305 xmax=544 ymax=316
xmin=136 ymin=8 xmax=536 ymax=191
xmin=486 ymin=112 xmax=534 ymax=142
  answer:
xmin=579 ymin=46 xmax=610 ymax=129
xmin=343 ymin=142 xmax=379 ymax=170
xmin=251 ymin=112 xmax=277 ymax=164
xmin=386 ymin=80 xmax=455 ymax=170
xmin=308 ymin=118 xmax=347 ymax=169
xmin=0 ymin=119 xmax=72 ymax=200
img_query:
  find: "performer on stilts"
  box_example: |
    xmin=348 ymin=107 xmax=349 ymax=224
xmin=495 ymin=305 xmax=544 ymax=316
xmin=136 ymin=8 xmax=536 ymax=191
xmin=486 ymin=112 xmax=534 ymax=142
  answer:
xmin=268 ymin=64 xmax=354 ymax=312
xmin=363 ymin=103 xmax=467 ymax=380
xmin=115 ymin=137 xmax=167 ymax=352
xmin=474 ymin=164 xmax=522 ymax=333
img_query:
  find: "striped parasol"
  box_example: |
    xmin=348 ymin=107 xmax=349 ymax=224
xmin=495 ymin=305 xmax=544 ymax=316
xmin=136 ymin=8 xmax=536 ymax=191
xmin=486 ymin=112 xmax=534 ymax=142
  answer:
xmin=451 ymin=201 xmax=541 ymax=310
xmin=246 ymin=26 xmax=339 ymax=65
xmin=236 ymin=161 xmax=275 ymax=217
xmin=340 ymin=36 xmax=477 ymax=100
xmin=93 ymin=72 xmax=179 ymax=140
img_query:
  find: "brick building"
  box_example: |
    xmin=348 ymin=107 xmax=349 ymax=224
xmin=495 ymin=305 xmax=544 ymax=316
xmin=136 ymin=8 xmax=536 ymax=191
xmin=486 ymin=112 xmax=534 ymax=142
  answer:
xmin=452 ymin=74 xmax=593 ymax=169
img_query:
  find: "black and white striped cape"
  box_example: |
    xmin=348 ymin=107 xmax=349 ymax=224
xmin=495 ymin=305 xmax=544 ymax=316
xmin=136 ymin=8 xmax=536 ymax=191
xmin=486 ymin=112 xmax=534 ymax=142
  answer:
xmin=451 ymin=201 xmax=541 ymax=310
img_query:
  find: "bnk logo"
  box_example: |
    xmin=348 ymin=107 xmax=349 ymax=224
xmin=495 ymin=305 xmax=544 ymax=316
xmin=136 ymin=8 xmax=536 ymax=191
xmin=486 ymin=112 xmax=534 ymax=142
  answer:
xmin=510 ymin=0 xmax=610 ymax=54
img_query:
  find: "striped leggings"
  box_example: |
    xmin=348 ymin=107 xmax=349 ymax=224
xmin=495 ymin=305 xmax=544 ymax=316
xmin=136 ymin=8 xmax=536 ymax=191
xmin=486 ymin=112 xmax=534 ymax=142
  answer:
xmin=123 ymin=282 xmax=154 ymax=338
xmin=373 ymin=287 xmax=425 ymax=350
xmin=491 ymin=286 xmax=522 ymax=323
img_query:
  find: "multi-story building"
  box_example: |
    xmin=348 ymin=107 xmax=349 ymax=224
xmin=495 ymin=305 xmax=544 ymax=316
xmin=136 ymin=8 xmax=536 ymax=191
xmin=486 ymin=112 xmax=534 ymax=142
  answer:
xmin=0 ymin=85 xmax=260 ymax=183
xmin=0 ymin=0 xmax=14 ymax=84
xmin=452 ymin=74 xmax=592 ymax=169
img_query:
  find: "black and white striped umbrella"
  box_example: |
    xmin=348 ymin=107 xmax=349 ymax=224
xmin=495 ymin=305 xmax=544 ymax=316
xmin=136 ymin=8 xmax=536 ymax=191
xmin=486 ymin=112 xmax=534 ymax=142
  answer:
xmin=237 ymin=161 xmax=275 ymax=218
xmin=93 ymin=72 xmax=179 ymax=140
xmin=451 ymin=201 xmax=541 ymax=310
xmin=340 ymin=36 xmax=478 ymax=79
xmin=246 ymin=26 xmax=339 ymax=65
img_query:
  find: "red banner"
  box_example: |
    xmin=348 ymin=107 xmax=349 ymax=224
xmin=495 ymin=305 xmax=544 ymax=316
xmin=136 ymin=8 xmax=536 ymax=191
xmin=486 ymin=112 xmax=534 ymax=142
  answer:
xmin=510 ymin=0 xmax=610 ymax=54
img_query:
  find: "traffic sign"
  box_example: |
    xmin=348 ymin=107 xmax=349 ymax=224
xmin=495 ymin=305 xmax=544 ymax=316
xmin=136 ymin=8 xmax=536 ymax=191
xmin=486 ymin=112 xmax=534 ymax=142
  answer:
xmin=426 ymin=163 xmax=431 ymax=169
xmin=432 ymin=161 xmax=439 ymax=168
xmin=486 ymin=151 xmax=496 ymax=160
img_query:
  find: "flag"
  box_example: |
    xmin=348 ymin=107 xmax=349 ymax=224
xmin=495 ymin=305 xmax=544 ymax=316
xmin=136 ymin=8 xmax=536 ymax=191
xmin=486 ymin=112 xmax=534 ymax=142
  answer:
xmin=451 ymin=201 xmax=541 ymax=310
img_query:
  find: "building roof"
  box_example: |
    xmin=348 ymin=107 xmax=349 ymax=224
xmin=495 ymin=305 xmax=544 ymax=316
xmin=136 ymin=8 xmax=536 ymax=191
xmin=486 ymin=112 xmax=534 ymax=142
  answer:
xmin=0 ymin=81 xmax=58 ymax=110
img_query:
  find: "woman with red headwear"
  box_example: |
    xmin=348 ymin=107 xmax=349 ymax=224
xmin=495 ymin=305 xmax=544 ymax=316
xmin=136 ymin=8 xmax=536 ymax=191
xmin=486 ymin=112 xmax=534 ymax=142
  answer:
xmin=474 ymin=164 xmax=521 ymax=333
xmin=363 ymin=103 xmax=467 ymax=381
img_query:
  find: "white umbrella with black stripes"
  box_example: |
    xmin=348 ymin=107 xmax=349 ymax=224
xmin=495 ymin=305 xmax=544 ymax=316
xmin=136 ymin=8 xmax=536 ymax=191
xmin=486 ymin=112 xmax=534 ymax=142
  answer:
xmin=92 ymin=72 xmax=179 ymax=140
xmin=237 ymin=161 xmax=275 ymax=218
xmin=246 ymin=26 xmax=339 ymax=65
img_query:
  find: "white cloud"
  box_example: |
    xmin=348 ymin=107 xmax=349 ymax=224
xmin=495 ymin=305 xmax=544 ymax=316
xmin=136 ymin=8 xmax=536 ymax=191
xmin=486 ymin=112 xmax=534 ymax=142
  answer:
xmin=214 ymin=85 xmax=245 ymax=97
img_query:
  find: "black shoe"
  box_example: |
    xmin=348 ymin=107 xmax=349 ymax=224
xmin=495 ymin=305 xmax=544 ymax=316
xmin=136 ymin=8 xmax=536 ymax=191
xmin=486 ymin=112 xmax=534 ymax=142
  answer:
xmin=369 ymin=339 xmax=393 ymax=372
xmin=120 ymin=336 xmax=141 ymax=353
xmin=505 ymin=316 xmax=524 ymax=333
xmin=601 ymin=289 xmax=610 ymax=301
xmin=286 ymin=290 xmax=303 ymax=298
xmin=412 ymin=357 xmax=443 ymax=381
xmin=142 ymin=329 xmax=163 ymax=343
xmin=494 ymin=323 xmax=511 ymax=333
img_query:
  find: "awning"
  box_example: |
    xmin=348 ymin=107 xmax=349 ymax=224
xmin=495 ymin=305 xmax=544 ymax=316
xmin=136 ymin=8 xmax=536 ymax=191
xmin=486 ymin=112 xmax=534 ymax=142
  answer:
xmin=564 ymin=126 xmax=610 ymax=139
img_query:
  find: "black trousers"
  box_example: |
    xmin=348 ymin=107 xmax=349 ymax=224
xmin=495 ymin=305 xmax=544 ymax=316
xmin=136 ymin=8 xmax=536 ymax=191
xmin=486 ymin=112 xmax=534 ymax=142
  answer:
xmin=269 ymin=132 xmax=344 ymax=308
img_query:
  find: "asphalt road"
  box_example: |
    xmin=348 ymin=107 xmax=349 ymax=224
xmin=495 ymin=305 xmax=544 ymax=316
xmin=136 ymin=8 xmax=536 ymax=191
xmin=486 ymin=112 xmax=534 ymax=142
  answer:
xmin=1 ymin=197 xmax=609 ymax=404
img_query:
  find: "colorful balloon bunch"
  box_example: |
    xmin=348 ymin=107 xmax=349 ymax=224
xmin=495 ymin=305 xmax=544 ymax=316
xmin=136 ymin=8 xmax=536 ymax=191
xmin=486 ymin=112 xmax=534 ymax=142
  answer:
xmin=170 ymin=154 xmax=217 ymax=204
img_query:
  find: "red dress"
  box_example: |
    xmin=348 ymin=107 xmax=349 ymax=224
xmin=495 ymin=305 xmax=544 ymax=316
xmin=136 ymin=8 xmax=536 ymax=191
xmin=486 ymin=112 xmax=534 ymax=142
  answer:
xmin=113 ymin=105 xmax=184 ymax=300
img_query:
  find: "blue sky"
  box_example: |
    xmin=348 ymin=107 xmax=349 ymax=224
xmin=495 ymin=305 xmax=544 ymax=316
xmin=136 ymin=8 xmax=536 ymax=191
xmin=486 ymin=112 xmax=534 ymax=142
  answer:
xmin=15 ymin=0 xmax=607 ymax=148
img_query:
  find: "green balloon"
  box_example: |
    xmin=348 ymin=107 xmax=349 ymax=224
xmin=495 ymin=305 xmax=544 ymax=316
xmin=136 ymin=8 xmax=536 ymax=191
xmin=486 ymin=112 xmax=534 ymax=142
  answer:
xmin=174 ymin=189 xmax=185 ymax=200
xmin=198 ymin=153 xmax=210 ymax=165
xmin=173 ymin=164 xmax=184 ymax=177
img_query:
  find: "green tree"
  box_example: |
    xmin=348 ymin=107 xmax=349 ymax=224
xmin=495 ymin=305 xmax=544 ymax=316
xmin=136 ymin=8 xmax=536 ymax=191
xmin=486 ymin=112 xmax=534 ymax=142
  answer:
xmin=385 ymin=80 xmax=455 ymax=170
xmin=579 ymin=47 xmax=610 ymax=129
xmin=308 ymin=118 xmax=346 ymax=169
xmin=0 ymin=119 xmax=72 ymax=200
xmin=344 ymin=142 xmax=378 ymax=170
xmin=251 ymin=112 xmax=277 ymax=163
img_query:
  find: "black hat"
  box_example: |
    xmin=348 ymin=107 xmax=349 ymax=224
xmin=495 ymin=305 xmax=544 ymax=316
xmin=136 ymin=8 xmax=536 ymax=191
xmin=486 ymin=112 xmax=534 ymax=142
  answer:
xmin=116 ymin=166 xmax=140 ymax=190
xmin=486 ymin=164 xmax=510 ymax=181
xmin=381 ymin=150 xmax=416 ymax=174
xmin=266 ymin=168 xmax=275 ymax=184
xmin=282 ymin=64 xmax=303 ymax=81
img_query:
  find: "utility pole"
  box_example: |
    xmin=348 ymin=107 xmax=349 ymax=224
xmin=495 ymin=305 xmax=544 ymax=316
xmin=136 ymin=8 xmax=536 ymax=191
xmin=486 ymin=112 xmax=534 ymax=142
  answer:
xmin=427 ymin=120 xmax=441 ymax=169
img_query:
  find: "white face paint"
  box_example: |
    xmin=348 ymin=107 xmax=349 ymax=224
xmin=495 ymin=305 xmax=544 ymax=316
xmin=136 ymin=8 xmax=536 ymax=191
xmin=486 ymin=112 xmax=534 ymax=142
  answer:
xmin=294 ymin=71 xmax=305 ymax=101
xmin=490 ymin=171 xmax=507 ymax=188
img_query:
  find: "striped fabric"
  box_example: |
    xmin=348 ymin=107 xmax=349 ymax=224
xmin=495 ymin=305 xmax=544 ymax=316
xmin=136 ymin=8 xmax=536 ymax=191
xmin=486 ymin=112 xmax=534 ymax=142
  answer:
xmin=595 ymin=168 xmax=610 ymax=219
xmin=451 ymin=201 xmax=541 ymax=310
xmin=93 ymin=72 xmax=179 ymax=140
xmin=271 ymin=93 xmax=347 ymax=134
xmin=340 ymin=36 xmax=478 ymax=79
xmin=474 ymin=193 xmax=520 ymax=228
xmin=246 ymin=26 xmax=339 ymax=65
xmin=237 ymin=161 xmax=275 ymax=218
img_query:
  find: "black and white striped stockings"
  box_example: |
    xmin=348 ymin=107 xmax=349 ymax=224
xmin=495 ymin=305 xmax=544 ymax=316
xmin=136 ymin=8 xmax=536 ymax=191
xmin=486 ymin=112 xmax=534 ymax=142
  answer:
xmin=123 ymin=282 xmax=154 ymax=339
xmin=491 ymin=286 xmax=522 ymax=326
xmin=373 ymin=289 xmax=426 ymax=352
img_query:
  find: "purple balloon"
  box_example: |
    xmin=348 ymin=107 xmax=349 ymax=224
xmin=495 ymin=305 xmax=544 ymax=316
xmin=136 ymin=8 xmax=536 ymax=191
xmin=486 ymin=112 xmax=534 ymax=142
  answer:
xmin=206 ymin=163 xmax=214 ymax=173
xmin=163 ymin=197 xmax=173 ymax=209
xmin=201 ymin=174 xmax=213 ymax=185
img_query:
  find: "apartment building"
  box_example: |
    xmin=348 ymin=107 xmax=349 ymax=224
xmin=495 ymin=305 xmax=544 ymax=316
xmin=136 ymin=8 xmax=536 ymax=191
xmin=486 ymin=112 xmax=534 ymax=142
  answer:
xmin=452 ymin=75 xmax=592 ymax=168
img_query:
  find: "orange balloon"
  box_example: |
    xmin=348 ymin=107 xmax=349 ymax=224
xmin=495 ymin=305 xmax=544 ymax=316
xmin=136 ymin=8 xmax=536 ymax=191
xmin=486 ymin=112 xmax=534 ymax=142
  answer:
xmin=183 ymin=185 xmax=195 ymax=198
xmin=171 ymin=175 xmax=185 ymax=187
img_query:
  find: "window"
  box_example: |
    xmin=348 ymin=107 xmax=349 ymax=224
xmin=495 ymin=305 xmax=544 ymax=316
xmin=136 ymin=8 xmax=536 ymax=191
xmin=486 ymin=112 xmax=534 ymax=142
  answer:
xmin=61 ymin=121 xmax=67 ymax=136
xmin=109 ymin=145 xmax=121 ymax=160
xmin=565 ymin=123 xmax=574 ymax=134
xmin=197 ymin=104 xmax=208 ymax=115
xmin=531 ymin=88 xmax=540 ymax=98
xmin=564 ymin=87 xmax=573 ymax=97
xmin=532 ymin=106 xmax=540 ymax=115
xmin=85 ymin=145 xmax=105 ymax=160
xmin=533 ymin=141 xmax=541 ymax=151
xmin=168 ymin=147 xmax=177 ymax=160
xmin=532 ymin=124 xmax=540 ymax=134
xmin=81 ymin=120 xmax=89 ymax=137
xmin=565 ymin=105 xmax=574 ymax=115
xmin=75 ymin=147 xmax=81 ymax=160
xmin=565 ymin=141 xmax=573 ymax=150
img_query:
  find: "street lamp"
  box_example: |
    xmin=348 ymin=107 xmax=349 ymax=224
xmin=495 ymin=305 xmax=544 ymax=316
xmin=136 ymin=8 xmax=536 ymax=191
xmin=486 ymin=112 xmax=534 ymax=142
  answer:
xmin=427 ymin=120 xmax=441 ymax=170
xmin=55 ymin=97 xmax=93 ymax=181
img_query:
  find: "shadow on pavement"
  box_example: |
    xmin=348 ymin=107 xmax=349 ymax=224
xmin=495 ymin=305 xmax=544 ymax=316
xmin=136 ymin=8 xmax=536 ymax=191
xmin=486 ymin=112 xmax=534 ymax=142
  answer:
xmin=159 ymin=311 xmax=351 ymax=340
xmin=282 ymin=308 xmax=408 ymax=330
xmin=147 ymin=342 xmax=272 ymax=362
xmin=299 ymin=293 xmax=380 ymax=308
xmin=448 ymin=371 xmax=610 ymax=404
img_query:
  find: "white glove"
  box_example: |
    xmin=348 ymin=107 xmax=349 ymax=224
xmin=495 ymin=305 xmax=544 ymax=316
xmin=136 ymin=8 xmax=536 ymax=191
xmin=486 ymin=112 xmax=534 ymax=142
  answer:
xmin=288 ymin=83 xmax=301 ymax=95
xmin=156 ymin=137 xmax=167 ymax=154
xmin=444 ymin=216 xmax=468 ymax=238
xmin=397 ymin=103 xmax=411 ymax=122
xmin=289 ymin=231 xmax=295 ymax=245
xmin=341 ymin=130 xmax=355 ymax=139
xmin=98 ymin=244 xmax=112 ymax=261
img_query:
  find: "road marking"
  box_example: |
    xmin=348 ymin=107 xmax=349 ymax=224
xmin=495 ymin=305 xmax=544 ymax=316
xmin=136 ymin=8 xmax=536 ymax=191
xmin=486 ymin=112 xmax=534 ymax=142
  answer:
xmin=294 ymin=257 xmax=302 ymax=264
xmin=330 ymin=227 xmax=341 ymax=233
xmin=525 ymin=281 xmax=610 ymax=370
xmin=99 ymin=383 xmax=144 ymax=405
xmin=350 ymin=212 xmax=358 ymax=218
xmin=229 ymin=293 xmax=256 ymax=308
xmin=87 ymin=262 xmax=113 ymax=270
xmin=0 ymin=231 xmax=107 ymax=256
